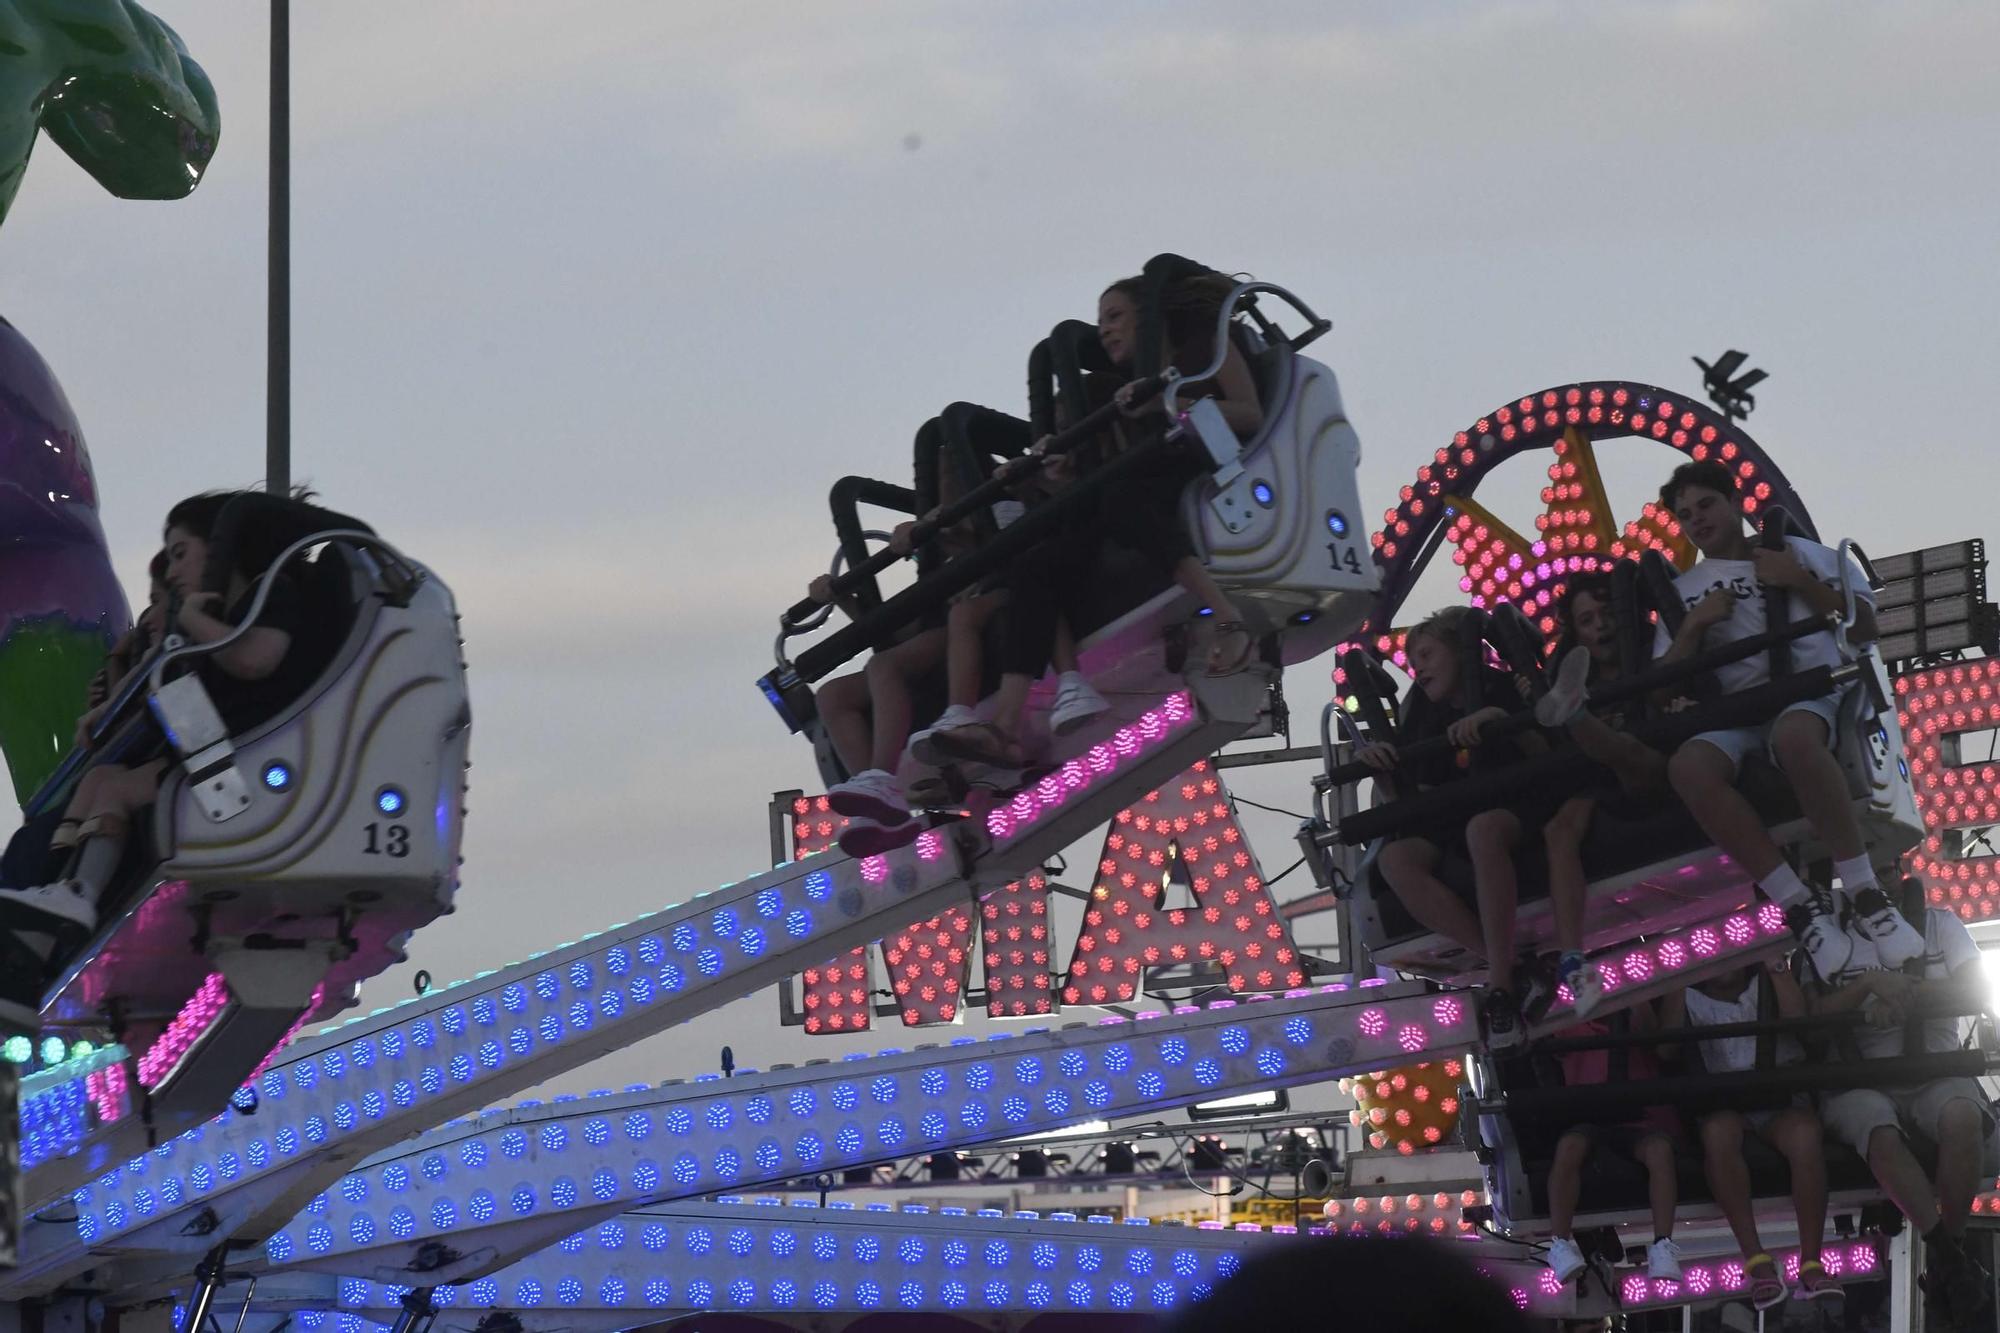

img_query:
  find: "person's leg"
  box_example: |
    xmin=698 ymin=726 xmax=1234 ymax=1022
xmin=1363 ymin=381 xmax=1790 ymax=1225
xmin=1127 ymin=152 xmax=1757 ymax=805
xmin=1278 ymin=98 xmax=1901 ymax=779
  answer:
xmin=1667 ymin=738 xmax=1786 ymax=881
xmin=1760 ymin=1109 xmax=1828 ymax=1263
xmin=944 ymin=592 xmax=1007 ymax=711
xmin=1768 ymin=708 xmax=1866 ymax=865
xmin=1867 ymin=1125 xmax=1941 ymax=1233
xmin=1376 ymin=837 xmax=1486 ymax=959
xmin=1051 ymin=617 xmax=1079 ymax=675
xmin=1548 ymin=1130 xmax=1592 ymax=1240
xmin=1565 ymin=711 xmax=1669 ymax=793
xmin=1544 ymin=796 xmax=1595 ymax=958
xmin=1464 ymin=808 xmax=1523 ymax=996
xmin=1700 ymin=1112 xmax=1767 ymax=1258
xmin=1633 ymin=1133 xmax=1679 ymax=1245
xmin=864 ymin=627 xmax=946 ymax=772
xmin=815 ymin=672 xmax=873 ymax=775
xmin=1923 ymin=1090 xmax=1990 ymax=1236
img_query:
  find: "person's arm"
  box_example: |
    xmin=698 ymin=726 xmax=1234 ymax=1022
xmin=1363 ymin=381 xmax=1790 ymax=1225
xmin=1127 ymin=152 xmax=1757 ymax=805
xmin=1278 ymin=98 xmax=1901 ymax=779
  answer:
xmin=1807 ymin=969 xmax=1903 ymax=1018
xmin=1189 ymin=342 xmax=1264 ymax=438
xmin=1653 ymin=588 xmax=1732 ymax=669
xmin=1754 ymin=544 xmax=1878 ymax=643
xmin=1770 ymin=962 xmax=1809 ymax=1020
xmin=175 ymin=595 xmax=292 ymax=681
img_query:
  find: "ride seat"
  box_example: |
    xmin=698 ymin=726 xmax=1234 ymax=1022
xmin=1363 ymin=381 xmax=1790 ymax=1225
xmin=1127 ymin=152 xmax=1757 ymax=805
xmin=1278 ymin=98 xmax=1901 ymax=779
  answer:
xmin=45 ymin=539 xmax=471 ymax=1054
xmin=1178 ymin=346 xmax=1375 ymax=665
xmin=1484 ymin=1074 xmax=1881 ymax=1229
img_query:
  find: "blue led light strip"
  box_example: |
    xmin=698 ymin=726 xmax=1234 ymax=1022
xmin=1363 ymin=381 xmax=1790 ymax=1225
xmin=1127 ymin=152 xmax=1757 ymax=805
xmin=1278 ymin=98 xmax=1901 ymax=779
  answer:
xmin=239 ymin=982 xmax=1468 ymax=1282
xmin=220 ymin=1202 xmax=1578 ymax=1327
xmin=17 ymin=1044 xmax=131 ymax=1173
xmin=6 ymin=837 xmax=970 ymax=1300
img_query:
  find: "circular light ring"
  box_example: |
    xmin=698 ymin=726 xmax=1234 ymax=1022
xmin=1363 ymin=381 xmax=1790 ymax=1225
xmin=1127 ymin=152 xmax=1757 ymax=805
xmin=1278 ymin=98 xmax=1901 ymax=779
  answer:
xmin=262 ymin=761 xmax=294 ymax=792
xmin=1251 ymin=480 xmax=1275 ymax=508
xmin=1357 ymin=380 xmax=1816 ymax=637
xmin=375 ymin=785 xmax=408 ymax=817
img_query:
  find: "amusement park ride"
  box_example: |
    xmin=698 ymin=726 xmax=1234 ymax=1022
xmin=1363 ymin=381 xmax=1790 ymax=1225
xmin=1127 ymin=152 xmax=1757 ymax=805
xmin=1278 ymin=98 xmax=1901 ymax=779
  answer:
xmin=4 ymin=8 xmax=2000 ymax=1333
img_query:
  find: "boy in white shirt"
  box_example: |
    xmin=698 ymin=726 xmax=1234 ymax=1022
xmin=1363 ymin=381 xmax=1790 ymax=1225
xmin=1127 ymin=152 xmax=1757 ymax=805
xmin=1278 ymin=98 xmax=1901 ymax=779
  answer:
xmin=1808 ymin=900 xmax=1996 ymax=1325
xmin=1651 ymin=460 xmax=1923 ymax=979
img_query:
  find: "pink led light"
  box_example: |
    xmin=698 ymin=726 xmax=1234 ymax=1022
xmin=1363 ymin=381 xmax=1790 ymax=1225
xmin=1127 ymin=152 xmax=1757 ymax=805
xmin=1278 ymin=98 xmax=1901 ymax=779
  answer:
xmin=1652 ymin=1279 xmax=1679 ymax=1300
xmin=1723 ymin=914 xmax=1753 ymax=945
xmin=1396 ymin=1024 xmax=1427 ymax=1054
xmin=86 ymin=1061 xmax=129 ymax=1126
xmin=1690 ymin=926 xmax=1719 ymax=957
xmin=1849 ymin=1242 xmax=1877 ymax=1274
xmin=1508 ymin=1288 xmax=1528 ymax=1311
xmin=1821 ymin=1248 xmax=1844 ymax=1276
xmin=860 ymin=855 xmax=888 ymax=884
xmin=1686 ymin=1266 xmax=1712 ymax=1295
xmin=1621 ymin=950 xmax=1653 ymax=982
xmin=1431 ymin=996 xmax=1463 ymax=1027
xmin=139 ymin=973 xmax=232 ymax=1089
xmin=1595 ymin=963 xmax=1621 ymax=993
xmin=1757 ymin=901 xmax=1785 ymax=934
xmin=1537 ymin=1268 xmax=1563 ymax=1296
xmin=1719 ymin=1261 xmax=1744 ymax=1291
xmin=1657 ymin=939 xmax=1686 ymax=970
xmin=1621 ymin=1275 xmax=1648 ymax=1304
xmin=915 ymin=832 xmax=944 ymax=861
xmin=1358 ymin=1008 xmax=1387 ymax=1038
xmin=986 ymin=809 xmax=1013 ymax=837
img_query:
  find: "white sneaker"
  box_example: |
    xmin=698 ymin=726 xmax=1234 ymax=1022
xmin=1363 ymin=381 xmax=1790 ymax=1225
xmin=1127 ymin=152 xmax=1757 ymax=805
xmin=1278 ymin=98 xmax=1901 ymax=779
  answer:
xmin=1646 ymin=1236 xmax=1684 ymax=1281
xmin=827 ymin=769 xmax=913 ymax=827
xmin=1546 ymin=1235 xmax=1586 ymax=1285
xmin=1050 ymin=673 xmax=1110 ymax=737
xmin=1536 ymin=646 xmax=1592 ymax=727
xmin=1557 ymin=953 xmax=1605 ymax=1021
xmin=1789 ymin=903 xmax=1859 ymax=985
xmin=908 ymin=705 xmax=981 ymax=768
xmin=0 ymin=881 xmax=98 ymax=935
xmin=1848 ymin=886 xmax=1927 ymax=969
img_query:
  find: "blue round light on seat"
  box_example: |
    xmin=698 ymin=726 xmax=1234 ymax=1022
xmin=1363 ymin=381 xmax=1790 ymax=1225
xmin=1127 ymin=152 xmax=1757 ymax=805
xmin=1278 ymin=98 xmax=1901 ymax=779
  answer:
xmin=262 ymin=762 xmax=293 ymax=791
xmin=1251 ymin=481 xmax=1274 ymax=507
xmin=376 ymin=786 xmax=406 ymax=816
xmin=1325 ymin=510 xmax=1349 ymax=537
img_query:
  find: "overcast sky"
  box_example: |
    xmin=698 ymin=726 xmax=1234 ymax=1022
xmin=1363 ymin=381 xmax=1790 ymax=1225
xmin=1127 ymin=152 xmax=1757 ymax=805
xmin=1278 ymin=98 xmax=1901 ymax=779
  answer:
xmin=2 ymin=1 xmax=1996 ymax=1098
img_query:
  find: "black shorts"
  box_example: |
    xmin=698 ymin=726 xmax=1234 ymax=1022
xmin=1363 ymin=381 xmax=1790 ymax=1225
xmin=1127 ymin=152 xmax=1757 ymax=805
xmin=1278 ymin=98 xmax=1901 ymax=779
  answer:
xmin=1573 ymin=1121 xmax=1681 ymax=1160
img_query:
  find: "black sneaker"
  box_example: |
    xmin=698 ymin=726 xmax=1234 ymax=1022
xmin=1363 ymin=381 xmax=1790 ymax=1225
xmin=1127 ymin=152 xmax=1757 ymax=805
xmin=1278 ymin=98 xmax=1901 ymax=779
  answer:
xmin=1516 ymin=954 xmax=1559 ymax=1024
xmin=1482 ymin=989 xmax=1524 ymax=1054
xmin=1923 ymin=1234 xmax=1993 ymax=1329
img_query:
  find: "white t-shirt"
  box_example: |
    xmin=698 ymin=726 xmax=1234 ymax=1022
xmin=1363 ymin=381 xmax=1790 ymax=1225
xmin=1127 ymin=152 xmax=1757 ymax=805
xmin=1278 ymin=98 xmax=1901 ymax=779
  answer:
xmin=1650 ymin=535 xmax=1874 ymax=694
xmin=1834 ymin=908 xmax=1984 ymax=1061
xmin=1684 ymin=974 xmax=1804 ymax=1072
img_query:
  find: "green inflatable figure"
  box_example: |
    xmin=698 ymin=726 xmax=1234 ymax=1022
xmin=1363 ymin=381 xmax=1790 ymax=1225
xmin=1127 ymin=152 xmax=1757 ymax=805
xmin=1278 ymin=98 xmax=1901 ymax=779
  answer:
xmin=0 ymin=0 xmax=215 ymax=803
xmin=0 ymin=0 xmax=217 ymax=223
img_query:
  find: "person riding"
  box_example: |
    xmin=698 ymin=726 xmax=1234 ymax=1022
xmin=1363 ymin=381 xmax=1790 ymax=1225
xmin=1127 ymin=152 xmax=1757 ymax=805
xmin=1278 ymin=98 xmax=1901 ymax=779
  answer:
xmin=1658 ymin=960 xmax=1840 ymax=1308
xmin=1534 ymin=574 xmax=1678 ymax=1017
xmin=920 ymin=262 xmax=1265 ymax=772
xmin=1649 ymin=459 xmax=1922 ymax=981
xmin=0 ymin=490 xmax=338 ymax=1003
xmin=1806 ymin=887 xmax=1996 ymax=1325
xmin=1358 ymin=606 xmax=1550 ymax=1049
xmin=1542 ymin=996 xmax=1686 ymax=1290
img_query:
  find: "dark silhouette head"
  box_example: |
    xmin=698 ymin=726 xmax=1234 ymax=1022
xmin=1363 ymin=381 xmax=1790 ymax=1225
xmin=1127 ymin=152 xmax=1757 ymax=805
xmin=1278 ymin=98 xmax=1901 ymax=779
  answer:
xmin=1168 ymin=1235 xmax=1535 ymax=1333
